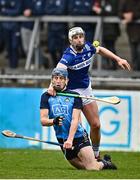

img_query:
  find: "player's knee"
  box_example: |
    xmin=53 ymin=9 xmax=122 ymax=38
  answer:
xmin=90 ymin=120 xmax=101 ymax=129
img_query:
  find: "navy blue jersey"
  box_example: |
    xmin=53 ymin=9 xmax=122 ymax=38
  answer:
xmin=0 ymin=0 xmax=23 ymax=29
xmin=46 ymin=0 xmax=67 ymax=15
xmin=40 ymin=90 xmax=84 ymax=139
xmin=59 ymin=42 xmax=96 ymax=89
xmin=68 ymin=0 xmax=93 ymax=15
xmin=0 ymin=0 xmax=23 ymax=16
xmin=31 ymin=0 xmax=47 ymax=15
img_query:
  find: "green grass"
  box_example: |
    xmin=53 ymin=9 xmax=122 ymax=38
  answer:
xmin=0 ymin=149 xmax=140 ymax=179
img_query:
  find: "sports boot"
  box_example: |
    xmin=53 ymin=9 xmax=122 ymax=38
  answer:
xmin=102 ymin=154 xmax=117 ymax=170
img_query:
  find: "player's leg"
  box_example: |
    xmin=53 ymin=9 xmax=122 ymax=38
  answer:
xmin=82 ymin=101 xmax=101 ymax=158
xmin=68 ymin=146 xmax=103 ymax=170
xmin=59 ymin=135 xmax=117 ymax=170
xmin=77 ymin=146 xmax=117 ymax=170
xmin=66 ymin=141 xmax=102 ymax=170
xmin=68 ymin=157 xmax=85 ymax=169
xmin=69 ymin=131 xmax=103 ymax=170
xmin=68 ymin=147 xmax=117 ymax=170
xmin=70 ymin=85 xmax=101 ymax=159
xmin=57 ymin=138 xmax=85 ymax=169
xmin=78 ymin=146 xmax=103 ymax=170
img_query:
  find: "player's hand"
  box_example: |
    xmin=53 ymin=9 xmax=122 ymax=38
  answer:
xmin=63 ymin=140 xmax=73 ymax=149
xmin=47 ymin=86 xmax=56 ymax=96
xmin=53 ymin=116 xmax=63 ymax=126
xmin=117 ymin=58 xmax=131 ymax=71
xmin=24 ymin=9 xmax=32 ymax=17
xmin=122 ymin=12 xmax=133 ymax=24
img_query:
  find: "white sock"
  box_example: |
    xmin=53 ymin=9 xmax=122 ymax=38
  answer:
xmin=92 ymin=144 xmax=100 ymax=158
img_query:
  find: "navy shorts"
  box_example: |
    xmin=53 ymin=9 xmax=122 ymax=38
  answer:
xmin=57 ymin=131 xmax=91 ymax=160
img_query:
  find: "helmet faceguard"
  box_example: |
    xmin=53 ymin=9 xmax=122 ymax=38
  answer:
xmin=52 ymin=68 xmax=68 ymax=78
xmin=68 ymin=27 xmax=85 ymax=51
xmin=51 ymin=68 xmax=68 ymax=91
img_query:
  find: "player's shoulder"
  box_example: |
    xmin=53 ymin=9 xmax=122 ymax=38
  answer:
xmin=85 ymin=41 xmax=92 ymax=46
xmin=64 ymin=47 xmax=76 ymax=58
xmin=41 ymin=91 xmax=51 ymax=99
xmin=85 ymin=41 xmax=93 ymax=49
xmin=60 ymin=47 xmax=76 ymax=65
xmin=64 ymin=90 xmax=83 ymax=107
xmin=85 ymin=41 xmax=96 ymax=52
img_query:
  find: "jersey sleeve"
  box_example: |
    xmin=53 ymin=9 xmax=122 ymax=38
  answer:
xmin=73 ymin=97 xmax=83 ymax=109
xmin=86 ymin=41 xmax=96 ymax=54
xmin=59 ymin=53 xmax=73 ymax=66
xmin=40 ymin=93 xmax=50 ymax=109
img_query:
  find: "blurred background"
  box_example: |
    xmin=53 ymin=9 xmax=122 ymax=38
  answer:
xmin=0 ymin=0 xmax=140 ymax=152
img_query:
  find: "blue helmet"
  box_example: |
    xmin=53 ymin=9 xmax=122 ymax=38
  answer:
xmin=52 ymin=68 xmax=68 ymax=78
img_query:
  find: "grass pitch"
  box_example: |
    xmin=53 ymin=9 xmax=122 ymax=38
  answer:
xmin=0 ymin=149 xmax=140 ymax=179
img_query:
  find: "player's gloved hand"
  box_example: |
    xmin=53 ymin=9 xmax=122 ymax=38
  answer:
xmin=53 ymin=116 xmax=63 ymax=126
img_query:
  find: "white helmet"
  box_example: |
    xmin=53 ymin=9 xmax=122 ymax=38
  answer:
xmin=68 ymin=27 xmax=85 ymax=41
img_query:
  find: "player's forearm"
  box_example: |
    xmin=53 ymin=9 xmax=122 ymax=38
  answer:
xmin=47 ymin=81 xmax=56 ymax=96
xmin=56 ymin=63 xmax=67 ymax=69
xmin=48 ymin=82 xmax=53 ymax=88
xmin=98 ymin=46 xmax=121 ymax=62
xmin=41 ymin=118 xmax=54 ymax=126
xmin=67 ymin=118 xmax=78 ymax=141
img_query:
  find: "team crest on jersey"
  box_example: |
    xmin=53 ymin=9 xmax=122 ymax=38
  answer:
xmin=65 ymin=98 xmax=70 ymax=103
xmin=82 ymin=54 xmax=86 ymax=61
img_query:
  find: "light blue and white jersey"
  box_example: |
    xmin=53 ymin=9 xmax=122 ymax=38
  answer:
xmin=59 ymin=42 xmax=96 ymax=89
xmin=40 ymin=91 xmax=84 ymax=139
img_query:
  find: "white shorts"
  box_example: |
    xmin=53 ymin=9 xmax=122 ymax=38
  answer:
xmin=70 ymin=83 xmax=94 ymax=106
